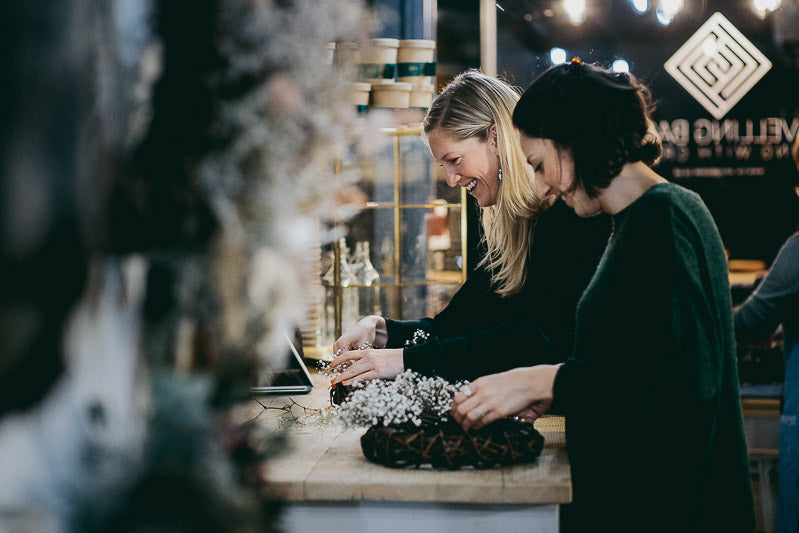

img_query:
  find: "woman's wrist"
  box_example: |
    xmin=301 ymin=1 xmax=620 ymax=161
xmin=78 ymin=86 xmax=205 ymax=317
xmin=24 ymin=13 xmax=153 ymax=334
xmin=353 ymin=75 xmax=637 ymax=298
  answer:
xmin=530 ymin=364 xmax=560 ymax=401
xmin=367 ymin=315 xmax=388 ymax=347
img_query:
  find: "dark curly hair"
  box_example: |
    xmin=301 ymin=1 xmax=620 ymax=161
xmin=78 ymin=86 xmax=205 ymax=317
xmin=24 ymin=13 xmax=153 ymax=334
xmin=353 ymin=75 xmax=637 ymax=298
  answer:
xmin=512 ymin=61 xmax=661 ymax=198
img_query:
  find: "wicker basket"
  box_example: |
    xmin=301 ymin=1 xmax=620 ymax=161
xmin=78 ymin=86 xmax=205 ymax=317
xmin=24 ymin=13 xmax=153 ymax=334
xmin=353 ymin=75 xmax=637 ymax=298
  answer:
xmin=360 ymin=415 xmax=545 ymax=470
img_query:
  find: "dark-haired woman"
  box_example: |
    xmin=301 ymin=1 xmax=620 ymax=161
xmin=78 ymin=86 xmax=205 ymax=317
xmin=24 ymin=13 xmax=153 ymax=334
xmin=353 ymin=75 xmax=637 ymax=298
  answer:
xmin=451 ymin=61 xmax=755 ymax=532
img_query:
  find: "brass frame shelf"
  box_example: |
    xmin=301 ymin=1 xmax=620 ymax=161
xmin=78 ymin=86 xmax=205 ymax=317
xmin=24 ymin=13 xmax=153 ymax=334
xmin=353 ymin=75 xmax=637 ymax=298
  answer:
xmin=363 ymin=202 xmax=463 ymax=209
xmin=341 ymin=280 xmax=464 ymax=288
xmin=328 ymin=126 xmax=468 ymax=341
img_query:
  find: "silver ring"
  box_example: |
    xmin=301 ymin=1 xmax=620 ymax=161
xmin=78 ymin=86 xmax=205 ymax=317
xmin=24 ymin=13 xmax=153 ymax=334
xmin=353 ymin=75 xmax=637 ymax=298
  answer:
xmin=475 ymin=409 xmax=484 ymax=418
xmin=462 ymin=386 xmax=472 ymax=398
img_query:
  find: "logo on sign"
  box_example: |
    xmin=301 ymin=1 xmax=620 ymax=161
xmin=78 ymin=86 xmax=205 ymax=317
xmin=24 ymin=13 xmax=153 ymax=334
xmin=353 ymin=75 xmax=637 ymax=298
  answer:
xmin=664 ymin=12 xmax=771 ymax=120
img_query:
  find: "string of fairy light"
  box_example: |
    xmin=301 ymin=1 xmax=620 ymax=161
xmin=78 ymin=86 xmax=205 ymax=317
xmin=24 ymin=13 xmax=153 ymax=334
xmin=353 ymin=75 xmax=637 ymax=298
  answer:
xmin=532 ymin=0 xmax=783 ymax=26
xmin=498 ymin=0 xmax=785 ymax=71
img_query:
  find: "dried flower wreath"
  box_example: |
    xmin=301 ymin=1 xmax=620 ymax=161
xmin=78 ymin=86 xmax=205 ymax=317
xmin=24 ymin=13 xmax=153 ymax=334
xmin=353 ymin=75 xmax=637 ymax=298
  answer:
xmin=334 ymin=369 xmax=467 ymax=428
xmin=320 ymin=331 xmax=545 ymax=469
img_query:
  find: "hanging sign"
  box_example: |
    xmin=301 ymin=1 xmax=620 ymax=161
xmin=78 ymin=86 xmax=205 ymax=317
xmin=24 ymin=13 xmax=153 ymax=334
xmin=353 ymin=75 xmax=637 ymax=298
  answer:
xmin=664 ymin=12 xmax=771 ymax=120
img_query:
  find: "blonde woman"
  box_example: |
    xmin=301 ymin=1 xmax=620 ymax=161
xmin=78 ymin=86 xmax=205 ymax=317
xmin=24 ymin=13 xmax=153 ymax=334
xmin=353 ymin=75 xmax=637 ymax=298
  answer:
xmin=330 ymin=70 xmax=610 ymax=384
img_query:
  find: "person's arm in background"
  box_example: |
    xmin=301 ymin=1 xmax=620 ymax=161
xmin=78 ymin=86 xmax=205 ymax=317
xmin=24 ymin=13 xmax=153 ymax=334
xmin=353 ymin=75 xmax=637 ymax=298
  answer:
xmin=734 ymin=233 xmax=799 ymax=344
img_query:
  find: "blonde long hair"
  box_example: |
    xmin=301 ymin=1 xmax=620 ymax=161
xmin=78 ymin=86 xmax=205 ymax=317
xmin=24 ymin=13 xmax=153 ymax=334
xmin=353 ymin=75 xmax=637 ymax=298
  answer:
xmin=423 ymin=70 xmax=546 ymax=296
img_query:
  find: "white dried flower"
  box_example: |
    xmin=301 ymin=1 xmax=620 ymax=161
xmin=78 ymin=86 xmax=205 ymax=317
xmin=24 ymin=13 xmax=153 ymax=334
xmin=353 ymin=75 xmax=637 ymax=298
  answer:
xmin=333 ymin=370 xmax=469 ymax=428
xmin=192 ymin=0 xmax=375 ymax=370
xmin=405 ymin=328 xmax=431 ymax=346
xmin=317 ymin=342 xmax=373 ymax=378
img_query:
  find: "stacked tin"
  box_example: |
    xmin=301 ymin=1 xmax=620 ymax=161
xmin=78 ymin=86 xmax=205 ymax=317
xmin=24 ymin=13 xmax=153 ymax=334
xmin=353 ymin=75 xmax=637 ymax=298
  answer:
xmin=333 ymin=39 xmax=436 ymax=111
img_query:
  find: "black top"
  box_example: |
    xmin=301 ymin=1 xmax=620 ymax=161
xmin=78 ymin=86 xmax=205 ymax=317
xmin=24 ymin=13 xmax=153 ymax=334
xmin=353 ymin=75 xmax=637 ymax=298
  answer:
xmin=553 ymin=183 xmax=755 ymax=532
xmin=384 ymin=199 xmax=611 ymax=381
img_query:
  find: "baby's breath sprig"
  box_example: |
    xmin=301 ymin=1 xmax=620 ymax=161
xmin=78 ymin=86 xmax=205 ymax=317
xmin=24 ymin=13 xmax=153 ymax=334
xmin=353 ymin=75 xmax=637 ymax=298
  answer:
xmin=405 ymin=328 xmax=431 ymax=346
xmin=319 ymin=327 xmax=429 ymax=380
xmin=333 ymin=369 xmax=469 ymax=429
xmin=317 ymin=342 xmax=373 ymax=379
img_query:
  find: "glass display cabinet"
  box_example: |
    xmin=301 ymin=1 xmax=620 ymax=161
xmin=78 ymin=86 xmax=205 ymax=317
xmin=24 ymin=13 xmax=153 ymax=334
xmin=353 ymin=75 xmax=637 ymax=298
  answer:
xmin=312 ymin=126 xmax=468 ymax=356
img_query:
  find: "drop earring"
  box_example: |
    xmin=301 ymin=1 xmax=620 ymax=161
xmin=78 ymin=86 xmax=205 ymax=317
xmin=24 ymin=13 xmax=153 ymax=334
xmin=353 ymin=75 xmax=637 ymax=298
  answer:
xmin=498 ymin=166 xmax=503 ymax=182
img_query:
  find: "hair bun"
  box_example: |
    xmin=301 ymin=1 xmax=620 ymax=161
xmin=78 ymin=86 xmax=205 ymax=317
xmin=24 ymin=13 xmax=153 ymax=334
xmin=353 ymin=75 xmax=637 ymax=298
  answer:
xmin=633 ymin=141 xmax=662 ymax=165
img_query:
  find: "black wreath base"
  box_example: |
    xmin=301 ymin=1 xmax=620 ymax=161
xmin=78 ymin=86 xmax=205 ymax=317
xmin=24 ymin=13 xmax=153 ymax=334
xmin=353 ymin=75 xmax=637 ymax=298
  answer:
xmin=360 ymin=415 xmax=545 ymax=470
xmin=330 ymin=382 xmax=353 ymax=405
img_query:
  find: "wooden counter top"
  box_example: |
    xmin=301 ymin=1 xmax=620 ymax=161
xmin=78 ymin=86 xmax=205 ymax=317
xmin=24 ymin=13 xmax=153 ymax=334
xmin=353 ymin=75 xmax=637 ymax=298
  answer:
xmin=241 ymin=372 xmax=571 ymax=506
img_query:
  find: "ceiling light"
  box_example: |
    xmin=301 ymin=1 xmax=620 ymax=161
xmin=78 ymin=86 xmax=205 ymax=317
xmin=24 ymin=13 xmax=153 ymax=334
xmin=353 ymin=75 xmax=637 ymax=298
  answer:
xmin=563 ymin=0 xmax=587 ymax=25
xmin=656 ymin=0 xmax=683 ymax=25
xmin=550 ymin=47 xmax=567 ymax=65
xmin=612 ymin=59 xmax=630 ymax=73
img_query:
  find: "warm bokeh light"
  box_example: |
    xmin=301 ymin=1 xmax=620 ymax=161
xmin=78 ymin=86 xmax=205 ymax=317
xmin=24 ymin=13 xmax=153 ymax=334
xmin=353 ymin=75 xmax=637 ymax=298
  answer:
xmin=753 ymin=0 xmax=781 ymax=12
xmin=612 ymin=59 xmax=630 ymax=73
xmin=550 ymin=47 xmax=568 ymax=65
xmin=753 ymin=0 xmax=781 ymax=17
xmin=656 ymin=0 xmax=683 ymax=25
xmin=563 ymin=0 xmax=587 ymax=24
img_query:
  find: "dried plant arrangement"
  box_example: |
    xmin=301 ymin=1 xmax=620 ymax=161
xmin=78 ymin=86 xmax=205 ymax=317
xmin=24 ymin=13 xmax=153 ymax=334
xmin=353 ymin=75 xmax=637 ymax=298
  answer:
xmin=332 ymin=370 xmax=545 ymax=470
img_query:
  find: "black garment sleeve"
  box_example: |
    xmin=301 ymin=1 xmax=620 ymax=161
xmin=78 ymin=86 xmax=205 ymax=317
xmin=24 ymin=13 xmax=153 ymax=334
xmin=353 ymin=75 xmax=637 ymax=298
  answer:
xmin=387 ymin=200 xmax=610 ymax=382
xmin=403 ymin=316 xmax=562 ymax=381
xmin=383 ymin=317 xmax=436 ymax=348
xmin=383 ymin=245 xmax=506 ymax=347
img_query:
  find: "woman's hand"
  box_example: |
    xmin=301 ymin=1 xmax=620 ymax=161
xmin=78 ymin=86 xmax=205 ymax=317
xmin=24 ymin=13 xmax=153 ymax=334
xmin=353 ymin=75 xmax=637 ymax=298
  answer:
xmin=328 ymin=347 xmax=405 ymax=386
xmin=332 ymin=315 xmax=388 ymax=354
xmin=451 ymin=364 xmax=560 ymax=432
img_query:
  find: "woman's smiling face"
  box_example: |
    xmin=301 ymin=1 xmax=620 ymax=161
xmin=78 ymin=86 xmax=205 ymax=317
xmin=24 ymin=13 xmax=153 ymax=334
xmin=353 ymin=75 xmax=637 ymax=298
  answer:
xmin=426 ymin=127 xmax=500 ymax=207
xmin=518 ymin=132 xmax=602 ymax=218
